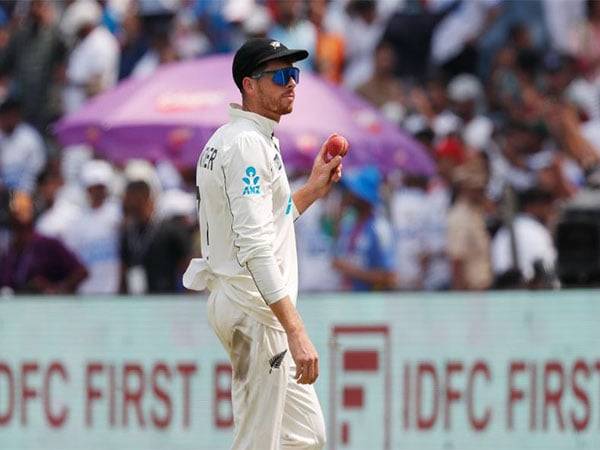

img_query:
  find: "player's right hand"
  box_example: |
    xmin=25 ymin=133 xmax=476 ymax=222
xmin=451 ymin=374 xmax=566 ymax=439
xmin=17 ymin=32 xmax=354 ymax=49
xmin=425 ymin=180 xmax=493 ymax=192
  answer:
xmin=287 ymin=330 xmax=319 ymax=384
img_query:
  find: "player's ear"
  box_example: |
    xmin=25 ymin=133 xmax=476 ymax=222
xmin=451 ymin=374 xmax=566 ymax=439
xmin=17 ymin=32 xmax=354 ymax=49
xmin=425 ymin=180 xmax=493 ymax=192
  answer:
xmin=242 ymin=77 xmax=256 ymax=96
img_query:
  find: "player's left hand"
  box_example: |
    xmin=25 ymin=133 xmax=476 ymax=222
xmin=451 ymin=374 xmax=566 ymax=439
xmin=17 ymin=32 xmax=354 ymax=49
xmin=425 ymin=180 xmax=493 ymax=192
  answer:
xmin=306 ymin=139 xmax=343 ymax=199
xmin=287 ymin=328 xmax=320 ymax=384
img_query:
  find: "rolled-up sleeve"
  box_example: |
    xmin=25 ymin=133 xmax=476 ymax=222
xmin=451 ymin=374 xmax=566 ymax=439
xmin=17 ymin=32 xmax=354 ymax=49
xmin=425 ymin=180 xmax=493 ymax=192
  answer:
xmin=222 ymin=133 xmax=287 ymax=304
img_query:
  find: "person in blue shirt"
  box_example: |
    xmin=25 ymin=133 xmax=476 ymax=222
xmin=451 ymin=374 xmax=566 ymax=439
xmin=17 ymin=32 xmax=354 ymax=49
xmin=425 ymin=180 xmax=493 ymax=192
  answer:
xmin=333 ymin=166 xmax=397 ymax=291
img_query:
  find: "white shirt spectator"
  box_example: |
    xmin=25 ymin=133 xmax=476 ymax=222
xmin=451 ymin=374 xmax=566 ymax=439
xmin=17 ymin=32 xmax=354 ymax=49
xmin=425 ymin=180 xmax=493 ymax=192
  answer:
xmin=63 ymin=26 xmax=120 ymax=113
xmin=390 ymin=186 xmax=429 ymax=289
xmin=582 ymin=119 xmax=600 ymax=154
xmin=131 ymin=50 xmax=161 ymax=79
xmin=0 ymin=123 xmax=46 ymax=193
xmin=341 ymin=12 xmax=386 ymax=89
xmin=36 ymin=194 xmax=81 ymax=242
xmin=390 ymin=179 xmax=451 ymax=291
xmin=64 ymin=200 xmax=122 ymax=294
xmin=432 ymin=110 xmax=461 ymax=138
xmin=492 ymin=213 xmax=557 ymax=282
xmin=430 ymin=0 xmax=501 ymax=65
xmin=157 ymin=189 xmax=196 ymax=221
xmin=464 ymin=115 xmax=494 ymax=151
xmin=487 ymin=146 xmax=537 ymax=201
xmin=566 ymin=78 xmax=600 ymax=120
xmin=423 ymin=180 xmax=451 ymax=289
xmin=543 ymin=0 xmax=586 ymax=55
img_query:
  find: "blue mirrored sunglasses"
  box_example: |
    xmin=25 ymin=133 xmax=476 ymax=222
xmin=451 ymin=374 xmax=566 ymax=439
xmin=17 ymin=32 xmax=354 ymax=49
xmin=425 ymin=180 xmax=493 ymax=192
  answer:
xmin=252 ymin=67 xmax=300 ymax=86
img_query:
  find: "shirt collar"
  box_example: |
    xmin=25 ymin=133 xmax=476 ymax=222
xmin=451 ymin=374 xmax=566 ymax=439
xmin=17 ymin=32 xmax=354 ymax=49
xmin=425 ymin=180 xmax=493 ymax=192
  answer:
xmin=229 ymin=103 xmax=277 ymax=138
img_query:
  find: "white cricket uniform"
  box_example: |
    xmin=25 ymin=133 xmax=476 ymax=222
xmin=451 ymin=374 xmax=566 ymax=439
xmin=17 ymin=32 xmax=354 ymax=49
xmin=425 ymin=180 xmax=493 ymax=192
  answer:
xmin=183 ymin=104 xmax=325 ymax=450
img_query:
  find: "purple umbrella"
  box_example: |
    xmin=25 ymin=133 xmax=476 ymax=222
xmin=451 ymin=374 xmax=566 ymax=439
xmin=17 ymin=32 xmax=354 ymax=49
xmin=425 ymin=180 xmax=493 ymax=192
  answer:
xmin=55 ymin=54 xmax=434 ymax=175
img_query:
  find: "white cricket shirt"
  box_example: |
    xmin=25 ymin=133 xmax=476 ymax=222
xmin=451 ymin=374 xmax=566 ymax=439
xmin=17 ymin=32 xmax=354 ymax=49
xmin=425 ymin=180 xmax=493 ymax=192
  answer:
xmin=183 ymin=104 xmax=299 ymax=330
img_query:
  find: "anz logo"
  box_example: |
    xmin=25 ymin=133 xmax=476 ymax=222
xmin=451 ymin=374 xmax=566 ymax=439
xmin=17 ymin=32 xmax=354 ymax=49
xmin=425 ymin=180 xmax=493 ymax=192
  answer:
xmin=242 ymin=166 xmax=261 ymax=196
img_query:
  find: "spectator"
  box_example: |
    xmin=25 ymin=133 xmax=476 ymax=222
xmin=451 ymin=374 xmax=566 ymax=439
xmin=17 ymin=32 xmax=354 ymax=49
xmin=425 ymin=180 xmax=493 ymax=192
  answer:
xmin=131 ymin=30 xmax=178 ymax=78
xmin=172 ymin=3 xmax=210 ymax=59
xmin=0 ymin=97 xmax=47 ymax=194
xmin=447 ymin=160 xmax=493 ymax=290
xmin=431 ymin=0 xmax=501 ymax=79
xmin=487 ymin=121 xmax=541 ymax=200
xmin=120 ymin=180 xmax=190 ymax=294
xmin=308 ymin=0 xmax=345 ymax=84
xmin=0 ymin=183 xmax=10 ymax=250
xmin=446 ymin=73 xmax=494 ymax=152
xmin=434 ymin=134 xmax=468 ymax=185
xmin=117 ymin=3 xmax=148 ymax=80
xmin=543 ymin=0 xmax=586 ymax=55
xmin=382 ymin=0 xmax=459 ymax=82
xmin=402 ymin=115 xmax=452 ymax=290
xmin=61 ymin=0 xmax=120 ymax=113
xmin=0 ymin=191 xmax=88 ymax=294
xmin=492 ymin=188 xmax=560 ymax=289
xmin=543 ymin=99 xmax=600 ymax=178
xmin=34 ymin=165 xmax=80 ymax=241
xmin=422 ymin=177 xmax=452 ymax=291
xmin=355 ymin=40 xmax=405 ymax=123
xmin=194 ymin=0 xmax=236 ymax=53
xmin=403 ymin=114 xmax=435 ymax=151
xmin=390 ymin=173 xmax=430 ymax=290
xmin=333 ymin=166 xmax=396 ymax=291
xmin=570 ymin=0 xmax=600 ymax=81
xmin=292 ymin=174 xmax=342 ymax=292
xmin=240 ymin=4 xmax=273 ymax=39
xmin=478 ymin=1 xmax=549 ymax=79
xmin=342 ymin=0 xmax=386 ymax=88
xmin=99 ymin=0 xmax=121 ymax=35
xmin=63 ymin=160 xmax=122 ymax=294
xmin=156 ymin=188 xmax=196 ymax=226
xmin=156 ymin=187 xmax=199 ymax=259
xmin=269 ymin=0 xmax=317 ymax=71
xmin=0 ymin=0 xmax=67 ymax=133
xmin=567 ymin=79 xmax=600 ymax=154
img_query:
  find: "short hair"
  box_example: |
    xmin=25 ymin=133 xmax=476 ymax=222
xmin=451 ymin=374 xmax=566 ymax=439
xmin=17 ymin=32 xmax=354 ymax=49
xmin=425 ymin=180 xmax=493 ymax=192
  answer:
xmin=125 ymin=179 xmax=151 ymax=198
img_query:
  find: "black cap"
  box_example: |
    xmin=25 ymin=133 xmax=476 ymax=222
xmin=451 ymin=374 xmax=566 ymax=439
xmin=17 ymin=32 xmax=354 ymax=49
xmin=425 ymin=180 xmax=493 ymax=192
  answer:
xmin=232 ymin=38 xmax=309 ymax=91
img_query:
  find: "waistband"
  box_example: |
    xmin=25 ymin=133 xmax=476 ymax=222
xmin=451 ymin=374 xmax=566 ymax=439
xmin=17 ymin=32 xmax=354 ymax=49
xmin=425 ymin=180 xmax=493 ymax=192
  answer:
xmin=182 ymin=258 xmax=217 ymax=291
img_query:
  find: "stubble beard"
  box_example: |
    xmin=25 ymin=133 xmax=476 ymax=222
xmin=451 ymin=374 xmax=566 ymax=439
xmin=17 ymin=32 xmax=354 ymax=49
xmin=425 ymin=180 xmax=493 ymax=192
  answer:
xmin=273 ymin=95 xmax=293 ymax=117
xmin=258 ymin=85 xmax=294 ymax=118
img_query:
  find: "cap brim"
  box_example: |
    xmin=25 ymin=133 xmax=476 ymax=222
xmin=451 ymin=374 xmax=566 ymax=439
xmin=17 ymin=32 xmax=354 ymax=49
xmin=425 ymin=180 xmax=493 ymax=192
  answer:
xmin=257 ymin=48 xmax=309 ymax=67
xmin=341 ymin=178 xmax=378 ymax=206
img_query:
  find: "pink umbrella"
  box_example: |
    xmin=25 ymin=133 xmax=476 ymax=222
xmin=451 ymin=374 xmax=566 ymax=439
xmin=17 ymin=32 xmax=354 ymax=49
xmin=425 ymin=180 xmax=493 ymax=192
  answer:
xmin=54 ymin=54 xmax=434 ymax=175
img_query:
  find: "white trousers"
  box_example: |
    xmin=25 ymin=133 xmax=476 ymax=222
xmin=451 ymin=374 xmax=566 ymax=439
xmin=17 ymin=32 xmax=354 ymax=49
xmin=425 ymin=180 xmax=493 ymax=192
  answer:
xmin=207 ymin=290 xmax=326 ymax=450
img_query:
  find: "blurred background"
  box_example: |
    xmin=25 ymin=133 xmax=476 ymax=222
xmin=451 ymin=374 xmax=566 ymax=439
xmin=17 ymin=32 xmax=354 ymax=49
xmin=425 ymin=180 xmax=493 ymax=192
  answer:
xmin=2 ymin=0 xmax=600 ymax=295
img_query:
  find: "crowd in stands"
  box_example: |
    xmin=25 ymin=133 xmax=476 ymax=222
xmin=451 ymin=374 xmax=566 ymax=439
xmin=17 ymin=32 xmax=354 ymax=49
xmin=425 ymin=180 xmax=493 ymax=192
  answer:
xmin=1 ymin=0 xmax=600 ymax=295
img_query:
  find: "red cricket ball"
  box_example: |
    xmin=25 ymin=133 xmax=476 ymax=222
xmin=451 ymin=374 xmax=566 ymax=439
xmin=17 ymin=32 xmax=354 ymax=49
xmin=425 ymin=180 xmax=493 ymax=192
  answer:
xmin=324 ymin=134 xmax=349 ymax=162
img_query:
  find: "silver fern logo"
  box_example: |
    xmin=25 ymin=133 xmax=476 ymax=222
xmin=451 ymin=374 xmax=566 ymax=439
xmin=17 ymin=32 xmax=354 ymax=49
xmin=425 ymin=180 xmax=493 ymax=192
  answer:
xmin=269 ymin=349 xmax=287 ymax=373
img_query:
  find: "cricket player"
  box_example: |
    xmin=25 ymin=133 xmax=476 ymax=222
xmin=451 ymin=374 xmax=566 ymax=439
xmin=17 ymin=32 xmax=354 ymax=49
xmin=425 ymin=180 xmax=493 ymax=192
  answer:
xmin=183 ymin=38 xmax=343 ymax=449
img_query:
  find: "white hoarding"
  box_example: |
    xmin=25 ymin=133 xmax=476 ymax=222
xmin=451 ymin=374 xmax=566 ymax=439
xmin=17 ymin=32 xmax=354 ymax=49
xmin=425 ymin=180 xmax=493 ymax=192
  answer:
xmin=1 ymin=291 xmax=600 ymax=450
